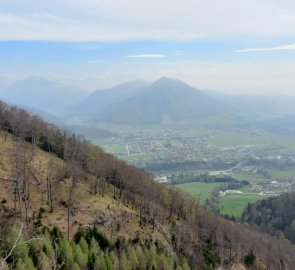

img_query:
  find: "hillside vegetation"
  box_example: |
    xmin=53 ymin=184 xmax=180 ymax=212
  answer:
xmin=0 ymin=101 xmax=295 ymax=270
xmin=242 ymin=192 xmax=295 ymax=244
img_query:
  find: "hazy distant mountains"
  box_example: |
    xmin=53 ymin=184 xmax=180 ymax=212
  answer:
xmin=68 ymin=80 xmax=149 ymax=119
xmin=95 ymin=77 xmax=229 ymax=124
xmin=2 ymin=75 xmax=295 ymax=129
xmin=0 ymin=76 xmax=87 ymax=114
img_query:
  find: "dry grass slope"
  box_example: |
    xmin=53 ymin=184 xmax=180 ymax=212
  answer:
xmin=0 ymin=131 xmax=170 ymax=250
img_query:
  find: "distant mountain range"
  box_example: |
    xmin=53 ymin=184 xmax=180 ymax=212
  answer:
xmin=2 ymin=76 xmax=295 ymax=128
xmin=94 ymin=77 xmax=230 ymax=124
xmin=0 ymin=76 xmax=87 ymax=114
xmin=68 ymin=80 xmax=149 ymax=120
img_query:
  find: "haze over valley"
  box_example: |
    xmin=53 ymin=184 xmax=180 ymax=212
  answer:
xmin=2 ymin=75 xmax=295 ymax=219
xmin=1 ymin=1 xmax=295 ymax=269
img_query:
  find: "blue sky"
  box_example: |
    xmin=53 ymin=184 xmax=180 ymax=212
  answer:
xmin=1 ymin=0 xmax=295 ymax=94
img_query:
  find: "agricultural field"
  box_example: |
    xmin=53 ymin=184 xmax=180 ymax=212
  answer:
xmin=219 ymin=193 xmax=270 ymax=217
xmin=175 ymin=182 xmax=273 ymax=218
xmin=208 ymin=131 xmax=270 ymax=148
xmin=175 ymin=182 xmax=222 ymax=205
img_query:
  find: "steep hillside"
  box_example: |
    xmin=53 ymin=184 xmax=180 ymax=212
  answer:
xmin=1 ymin=101 xmax=295 ymax=270
xmin=0 ymin=132 xmax=173 ymax=253
xmin=97 ymin=77 xmax=230 ymax=124
xmin=0 ymin=77 xmax=87 ymax=114
xmin=242 ymin=192 xmax=295 ymax=244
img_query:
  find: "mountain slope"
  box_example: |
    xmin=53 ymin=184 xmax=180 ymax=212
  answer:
xmin=0 ymin=76 xmax=87 ymax=114
xmin=98 ymin=77 xmax=230 ymax=124
xmin=1 ymin=101 xmax=295 ymax=269
xmin=68 ymin=80 xmax=149 ymax=119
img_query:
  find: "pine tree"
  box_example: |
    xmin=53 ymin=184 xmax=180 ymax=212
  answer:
xmin=104 ymin=253 xmax=113 ymax=270
xmin=94 ymin=252 xmax=108 ymax=270
xmin=79 ymin=236 xmax=89 ymax=254
xmin=58 ymin=238 xmax=74 ymax=268
xmin=72 ymin=242 xmax=87 ymax=268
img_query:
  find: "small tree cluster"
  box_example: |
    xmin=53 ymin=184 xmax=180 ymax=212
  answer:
xmin=0 ymin=225 xmax=190 ymax=270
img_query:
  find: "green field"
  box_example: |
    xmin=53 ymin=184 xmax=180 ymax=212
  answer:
xmin=234 ymin=172 xmax=269 ymax=182
xmin=219 ymin=193 xmax=269 ymax=217
xmin=209 ymin=131 xmax=269 ymax=147
xmin=176 ymin=182 xmax=271 ymax=217
xmin=268 ymin=134 xmax=295 ymax=152
xmin=238 ymin=186 xmax=255 ymax=193
xmin=270 ymin=168 xmax=295 ymax=179
xmin=234 ymin=168 xmax=295 ymax=183
xmin=175 ymin=182 xmax=221 ymax=205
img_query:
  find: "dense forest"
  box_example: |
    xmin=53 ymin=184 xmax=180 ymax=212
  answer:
xmin=242 ymin=192 xmax=295 ymax=244
xmin=1 ymin=100 xmax=295 ymax=269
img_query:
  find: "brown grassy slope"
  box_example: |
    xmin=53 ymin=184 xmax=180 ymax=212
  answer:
xmin=0 ymin=131 xmax=171 ymax=249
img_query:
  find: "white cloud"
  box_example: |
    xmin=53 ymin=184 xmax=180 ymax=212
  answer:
xmin=235 ymin=43 xmax=295 ymax=53
xmin=126 ymin=54 xmax=166 ymax=58
xmin=1 ymin=0 xmax=295 ymax=41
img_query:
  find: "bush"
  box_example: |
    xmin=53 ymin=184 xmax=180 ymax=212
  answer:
xmin=244 ymin=250 xmax=256 ymax=267
xmin=202 ymin=245 xmax=220 ymax=269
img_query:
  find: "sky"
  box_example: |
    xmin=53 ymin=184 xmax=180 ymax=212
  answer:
xmin=1 ymin=0 xmax=295 ymax=94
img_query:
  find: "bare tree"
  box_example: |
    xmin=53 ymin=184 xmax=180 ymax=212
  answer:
xmin=47 ymin=157 xmax=63 ymax=213
xmin=0 ymin=223 xmax=42 ymax=270
xmin=10 ymin=140 xmax=34 ymax=226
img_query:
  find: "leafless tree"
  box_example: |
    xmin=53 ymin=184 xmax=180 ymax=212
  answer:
xmin=10 ymin=140 xmax=34 ymax=226
xmin=0 ymin=223 xmax=42 ymax=270
xmin=47 ymin=157 xmax=63 ymax=213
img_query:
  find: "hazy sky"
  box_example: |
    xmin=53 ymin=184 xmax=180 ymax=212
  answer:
xmin=1 ymin=0 xmax=295 ymax=94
